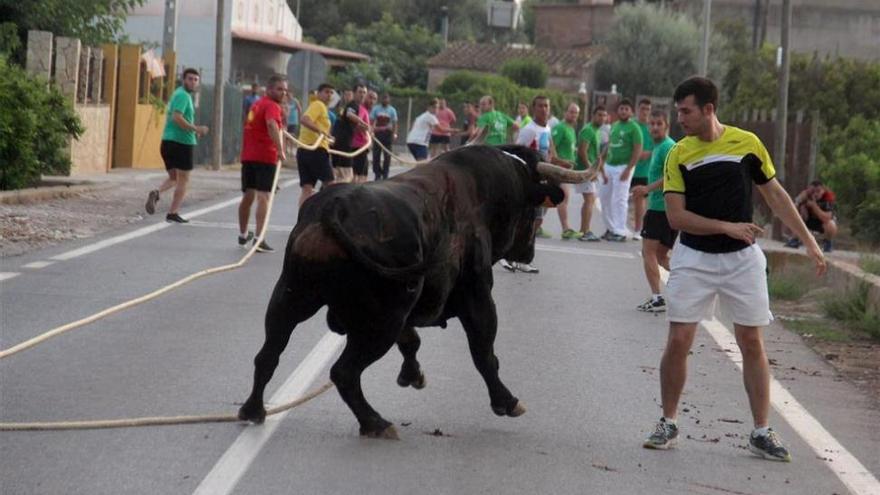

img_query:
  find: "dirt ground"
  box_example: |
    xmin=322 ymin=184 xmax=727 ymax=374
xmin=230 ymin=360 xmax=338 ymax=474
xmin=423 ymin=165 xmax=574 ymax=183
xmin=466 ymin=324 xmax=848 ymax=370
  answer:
xmin=3 ymin=172 xmax=879 ymax=407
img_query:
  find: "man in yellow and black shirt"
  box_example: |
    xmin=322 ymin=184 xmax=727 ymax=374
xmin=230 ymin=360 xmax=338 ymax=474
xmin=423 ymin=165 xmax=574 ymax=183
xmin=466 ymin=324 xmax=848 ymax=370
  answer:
xmin=643 ymin=77 xmax=826 ymax=462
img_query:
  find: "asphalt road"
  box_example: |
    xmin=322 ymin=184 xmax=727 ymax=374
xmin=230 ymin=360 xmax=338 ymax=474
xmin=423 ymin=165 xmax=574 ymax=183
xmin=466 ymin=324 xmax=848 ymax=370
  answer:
xmin=1 ymin=174 xmax=878 ymax=495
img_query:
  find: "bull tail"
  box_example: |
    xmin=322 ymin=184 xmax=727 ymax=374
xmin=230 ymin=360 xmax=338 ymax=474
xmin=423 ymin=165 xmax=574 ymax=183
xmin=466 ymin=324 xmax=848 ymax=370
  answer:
xmin=321 ymin=197 xmax=426 ymax=280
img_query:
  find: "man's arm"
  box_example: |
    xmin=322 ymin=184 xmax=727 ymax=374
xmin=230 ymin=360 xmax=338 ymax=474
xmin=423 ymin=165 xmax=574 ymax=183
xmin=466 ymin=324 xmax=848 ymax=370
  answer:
xmin=665 ymin=193 xmax=764 ymax=243
xmin=632 ymin=178 xmax=663 ymax=198
xmin=547 ymin=138 xmax=572 ymax=169
xmin=805 ymin=201 xmax=834 ymax=222
xmin=267 ymin=119 xmax=285 ymax=161
xmin=756 ymin=179 xmax=826 ymax=275
xmin=172 ymin=111 xmax=207 ymax=136
xmin=577 ymin=141 xmax=593 ymax=170
xmin=621 ymin=141 xmax=642 ymax=181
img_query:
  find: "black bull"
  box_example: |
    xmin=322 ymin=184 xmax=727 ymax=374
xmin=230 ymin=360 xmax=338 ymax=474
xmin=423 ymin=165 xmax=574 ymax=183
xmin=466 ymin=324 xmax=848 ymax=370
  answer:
xmin=238 ymin=145 xmax=592 ymax=438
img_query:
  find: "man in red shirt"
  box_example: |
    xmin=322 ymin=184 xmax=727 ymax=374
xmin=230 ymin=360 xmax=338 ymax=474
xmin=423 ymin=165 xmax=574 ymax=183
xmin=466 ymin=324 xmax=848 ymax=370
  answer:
xmin=429 ymin=98 xmax=457 ymax=158
xmin=238 ymin=74 xmax=288 ymax=253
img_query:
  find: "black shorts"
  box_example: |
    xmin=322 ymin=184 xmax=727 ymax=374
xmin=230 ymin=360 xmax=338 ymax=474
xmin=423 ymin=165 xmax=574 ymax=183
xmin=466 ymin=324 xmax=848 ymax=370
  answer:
xmin=241 ymin=162 xmax=276 ymax=192
xmin=630 ymin=176 xmax=648 ymax=188
xmin=160 ymin=140 xmax=194 ymax=171
xmin=352 ymin=150 xmax=369 ymax=176
xmin=331 ymin=142 xmax=353 ymax=168
xmin=296 ymin=148 xmax=333 ymax=187
xmin=806 ymin=216 xmax=826 ymax=233
xmin=641 ymin=209 xmax=678 ymax=249
xmin=429 ymin=134 xmax=450 ymax=144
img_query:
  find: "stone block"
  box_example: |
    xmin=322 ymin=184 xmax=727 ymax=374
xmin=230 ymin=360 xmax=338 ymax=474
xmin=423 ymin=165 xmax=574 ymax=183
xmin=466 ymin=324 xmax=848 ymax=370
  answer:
xmin=54 ymin=37 xmax=82 ymax=102
xmin=25 ymin=30 xmax=53 ymax=84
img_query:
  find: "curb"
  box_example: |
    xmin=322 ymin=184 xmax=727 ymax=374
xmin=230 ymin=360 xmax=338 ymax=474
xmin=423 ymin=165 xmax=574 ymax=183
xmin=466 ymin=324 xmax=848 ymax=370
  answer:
xmin=0 ymin=181 xmax=115 ymax=205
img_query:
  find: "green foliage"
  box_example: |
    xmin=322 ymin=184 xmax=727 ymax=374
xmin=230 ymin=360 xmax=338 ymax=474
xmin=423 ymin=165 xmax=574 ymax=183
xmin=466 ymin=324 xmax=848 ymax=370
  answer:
xmin=0 ymin=0 xmax=144 ymax=49
xmin=0 ymin=22 xmax=20 ymax=58
xmin=500 ymin=57 xmax=548 ymax=89
xmin=437 ymin=70 xmax=569 ymax=116
xmin=324 ymin=13 xmax=444 ymax=89
xmin=593 ymin=2 xmax=728 ymax=98
xmin=818 ymin=116 xmax=880 ymax=242
xmin=768 ymin=268 xmax=812 ymax=301
xmin=0 ymin=56 xmax=82 ymax=190
xmin=822 ymin=283 xmax=880 ymax=340
xmin=329 ymin=62 xmax=388 ymax=94
xmin=860 ymin=254 xmax=880 ymax=277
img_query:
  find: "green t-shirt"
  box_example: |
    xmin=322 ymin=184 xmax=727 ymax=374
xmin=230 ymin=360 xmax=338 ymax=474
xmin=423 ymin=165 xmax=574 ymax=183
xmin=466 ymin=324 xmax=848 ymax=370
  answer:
xmin=606 ymin=119 xmax=643 ymax=166
xmin=648 ymin=136 xmax=676 ymax=211
xmin=634 ymin=121 xmax=654 ymax=178
xmin=551 ymin=122 xmax=576 ymax=162
xmin=477 ymin=110 xmax=515 ymax=145
xmin=576 ymin=123 xmax=601 ymax=171
xmin=162 ymin=87 xmax=197 ymax=145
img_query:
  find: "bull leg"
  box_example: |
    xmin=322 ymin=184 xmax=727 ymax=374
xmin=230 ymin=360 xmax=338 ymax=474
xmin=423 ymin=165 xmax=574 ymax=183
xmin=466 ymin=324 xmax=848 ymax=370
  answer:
xmin=330 ymin=332 xmax=399 ymax=439
xmin=238 ymin=278 xmax=322 ymax=424
xmin=456 ymin=286 xmax=525 ymax=418
xmin=396 ymin=326 xmax=426 ymax=389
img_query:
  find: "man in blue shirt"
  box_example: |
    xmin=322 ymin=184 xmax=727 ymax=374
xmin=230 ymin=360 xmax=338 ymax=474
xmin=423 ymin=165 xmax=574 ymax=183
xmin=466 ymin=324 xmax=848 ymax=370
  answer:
xmin=369 ymin=93 xmax=398 ymax=180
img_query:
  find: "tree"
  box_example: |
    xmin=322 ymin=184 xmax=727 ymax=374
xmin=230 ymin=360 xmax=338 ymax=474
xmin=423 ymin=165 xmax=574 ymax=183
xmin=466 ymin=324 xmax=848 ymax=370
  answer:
xmin=0 ymin=0 xmax=145 ymax=49
xmin=500 ymin=57 xmax=548 ymax=89
xmin=593 ymin=2 xmax=728 ymax=98
xmin=324 ymin=13 xmax=444 ymax=89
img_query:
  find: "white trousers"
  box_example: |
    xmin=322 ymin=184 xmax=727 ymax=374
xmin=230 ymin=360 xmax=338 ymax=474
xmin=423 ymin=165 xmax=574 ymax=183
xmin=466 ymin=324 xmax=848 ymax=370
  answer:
xmin=598 ymin=164 xmax=633 ymax=236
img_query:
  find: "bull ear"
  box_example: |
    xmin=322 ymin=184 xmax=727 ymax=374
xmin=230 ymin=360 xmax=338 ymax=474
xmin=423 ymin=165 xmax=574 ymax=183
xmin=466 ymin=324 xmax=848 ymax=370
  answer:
xmin=530 ymin=184 xmax=564 ymax=206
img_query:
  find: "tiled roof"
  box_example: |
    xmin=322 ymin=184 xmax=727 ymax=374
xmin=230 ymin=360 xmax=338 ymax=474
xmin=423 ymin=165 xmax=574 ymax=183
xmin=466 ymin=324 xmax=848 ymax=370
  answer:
xmin=426 ymin=42 xmax=603 ymax=78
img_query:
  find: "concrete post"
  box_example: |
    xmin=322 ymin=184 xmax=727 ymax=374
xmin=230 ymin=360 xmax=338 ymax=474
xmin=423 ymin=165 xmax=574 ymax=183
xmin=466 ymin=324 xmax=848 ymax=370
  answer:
xmin=90 ymin=47 xmax=105 ymax=104
xmin=25 ymin=30 xmax=53 ymax=86
xmin=54 ymin=37 xmax=82 ymax=103
xmin=78 ymin=46 xmax=91 ymax=104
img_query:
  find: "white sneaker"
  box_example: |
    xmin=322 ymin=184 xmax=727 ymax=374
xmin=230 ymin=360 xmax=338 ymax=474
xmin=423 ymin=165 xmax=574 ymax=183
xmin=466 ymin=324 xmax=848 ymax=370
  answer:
xmin=632 ymin=233 xmax=643 ymax=241
xmin=513 ymin=262 xmax=539 ymax=274
xmin=499 ymin=259 xmax=516 ymax=272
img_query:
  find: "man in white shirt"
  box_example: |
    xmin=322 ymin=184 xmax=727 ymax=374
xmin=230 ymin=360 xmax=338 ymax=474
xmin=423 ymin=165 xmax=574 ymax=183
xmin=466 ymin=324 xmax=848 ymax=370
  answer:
xmin=406 ymin=99 xmax=442 ymax=161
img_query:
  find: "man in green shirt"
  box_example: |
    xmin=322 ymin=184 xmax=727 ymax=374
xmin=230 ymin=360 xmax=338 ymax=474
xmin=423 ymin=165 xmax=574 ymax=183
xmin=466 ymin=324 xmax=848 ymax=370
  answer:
xmin=631 ymin=98 xmax=654 ymax=239
xmin=598 ymin=98 xmax=643 ymax=241
xmin=551 ymin=102 xmax=580 ymax=239
xmin=630 ymin=110 xmax=676 ymax=312
xmin=145 ymin=68 xmax=209 ymax=223
xmin=575 ymin=105 xmax=607 ymax=242
xmin=473 ymin=95 xmax=518 ymax=145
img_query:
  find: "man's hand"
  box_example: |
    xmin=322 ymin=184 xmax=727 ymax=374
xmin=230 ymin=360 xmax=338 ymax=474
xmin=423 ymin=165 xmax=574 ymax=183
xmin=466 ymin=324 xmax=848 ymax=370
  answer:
xmin=278 ymin=148 xmax=286 ymax=162
xmin=599 ymin=168 xmax=608 ymax=184
xmin=196 ymin=125 xmax=209 ymax=137
xmin=806 ymin=243 xmax=828 ymax=276
xmin=722 ymin=222 xmax=764 ymax=244
xmin=631 ymin=185 xmax=648 ymax=197
xmin=620 ymin=167 xmax=632 ymax=182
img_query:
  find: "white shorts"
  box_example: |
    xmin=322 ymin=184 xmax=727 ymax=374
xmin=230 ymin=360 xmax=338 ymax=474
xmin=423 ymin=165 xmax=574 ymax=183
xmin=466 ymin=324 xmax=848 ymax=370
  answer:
xmin=574 ymin=180 xmax=597 ymax=195
xmin=666 ymin=242 xmax=772 ymax=326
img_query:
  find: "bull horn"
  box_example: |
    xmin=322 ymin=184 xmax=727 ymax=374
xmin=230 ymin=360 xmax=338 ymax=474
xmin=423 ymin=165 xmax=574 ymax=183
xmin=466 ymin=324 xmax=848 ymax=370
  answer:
xmin=536 ymin=162 xmax=595 ymax=184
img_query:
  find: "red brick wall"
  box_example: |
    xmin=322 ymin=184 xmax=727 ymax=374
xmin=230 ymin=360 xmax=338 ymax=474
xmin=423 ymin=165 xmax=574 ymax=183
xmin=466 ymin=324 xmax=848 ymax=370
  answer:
xmin=534 ymin=4 xmax=613 ymax=49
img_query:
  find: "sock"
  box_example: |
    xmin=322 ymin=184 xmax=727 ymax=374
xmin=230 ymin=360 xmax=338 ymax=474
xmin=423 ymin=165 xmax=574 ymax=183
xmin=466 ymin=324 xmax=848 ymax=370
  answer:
xmin=652 ymin=294 xmax=663 ymax=302
xmin=663 ymin=417 xmax=677 ymax=425
xmin=752 ymin=426 xmax=770 ymax=437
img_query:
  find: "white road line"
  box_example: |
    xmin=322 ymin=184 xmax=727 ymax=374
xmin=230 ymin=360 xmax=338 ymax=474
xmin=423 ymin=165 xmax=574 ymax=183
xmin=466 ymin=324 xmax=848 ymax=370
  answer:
xmin=657 ymin=269 xmax=880 ymax=494
xmin=21 ymin=261 xmax=56 ymax=269
xmin=0 ymin=272 xmax=21 ymax=281
xmin=192 ymin=332 xmax=345 ymax=495
xmin=186 ymin=220 xmax=296 ymax=233
xmin=536 ymin=244 xmax=636 ymax=259
xmin=50 ymin=179 xmax=299 ymax=261
xmin=701 ymin=318 xmax=880 ymax=495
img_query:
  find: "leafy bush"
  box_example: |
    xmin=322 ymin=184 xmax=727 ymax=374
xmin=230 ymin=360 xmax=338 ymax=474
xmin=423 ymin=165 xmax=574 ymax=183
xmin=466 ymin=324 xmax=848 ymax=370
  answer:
xmin=822 ymin=283 xmax=880 ymax=340
xmin=0 ymin=56 xmax=82 ymax=190
xmin=500 ymin=57 xmax=548 ymax=89
xmin=437 ymin=70 xmax=569 ymax=116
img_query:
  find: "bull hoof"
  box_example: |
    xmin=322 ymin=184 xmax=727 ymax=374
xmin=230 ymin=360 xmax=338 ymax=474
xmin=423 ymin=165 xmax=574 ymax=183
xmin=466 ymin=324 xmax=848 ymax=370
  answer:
xmin=397 ymin=371 xmax=427 ymax=390
xmin=237 ymin=402 xmax=266 ymax=424
xmin=360 ymin=424 xmax=400 ymax=440
xmin=492 ymin=400 xmax=526 ymax=418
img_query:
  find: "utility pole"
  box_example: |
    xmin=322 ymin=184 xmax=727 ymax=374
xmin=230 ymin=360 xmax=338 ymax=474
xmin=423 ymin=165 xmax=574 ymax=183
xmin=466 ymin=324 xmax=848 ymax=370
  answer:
xmin=161 ymin=0 xmax=179 ymax=57
xmin=699 ymin=0 xmax=712 ymax=76
xmin=441 ymin=6 xmax=449 ymax=47
xmin=774 ymin=0 xmax=792 ymax=185
xmin=211 ymin=0 xmax=225 ymax=171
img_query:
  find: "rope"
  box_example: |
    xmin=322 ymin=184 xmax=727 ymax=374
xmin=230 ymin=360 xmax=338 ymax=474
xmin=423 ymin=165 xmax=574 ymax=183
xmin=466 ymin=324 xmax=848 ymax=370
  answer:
xmin=0 ymin=381 xmax=334 ymax=431
xmin=0 ymin=153 xmax=289 ymax=360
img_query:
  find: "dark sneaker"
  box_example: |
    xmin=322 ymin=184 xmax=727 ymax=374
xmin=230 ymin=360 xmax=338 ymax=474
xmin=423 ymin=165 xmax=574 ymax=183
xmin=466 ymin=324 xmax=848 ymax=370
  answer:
xmin=513 ymin=262 xmax=539 ymax=274
xmin=644 ymin=418 xmax=679 ymax=450
xmin=145 ymin=190 xmax=159 ymax=215
xmin=601 ymin=230 xmax=611 ymax=240
xmin=784 ymin=238 xmax=802 ymax=249
xmin=607 ymin=233 xmax=628 ymax=242
xmin=499 ymin=259 xmax=516 ymax=272
xmin=748 ymin=428 xmax=792 ymax=462
xmin=253 ymin=239 xmax=274 ymax=253
xmin=822 ymin=239 xmax=833 ymax=253
xmin=166 ymin=213 xmax=189 ymax=223
xmin=637 ymin=296 xmax=666 ymax=313
xmin=238 ymin=231 xmax=254 ymax=247
xmin=578 ymin=231 xmax=601 ymax=242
